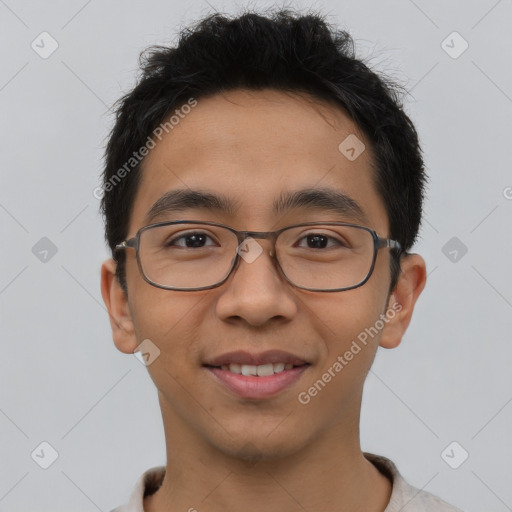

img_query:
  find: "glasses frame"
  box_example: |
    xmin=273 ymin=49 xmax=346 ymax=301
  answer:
xmin=115 ymin=220 xmax=402 ymax=292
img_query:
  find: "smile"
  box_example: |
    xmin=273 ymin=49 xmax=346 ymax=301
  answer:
xmin=218 ymin=362 xmax=295 ymax=376
xmin=204 ymin=363 xmax=310 ymax=399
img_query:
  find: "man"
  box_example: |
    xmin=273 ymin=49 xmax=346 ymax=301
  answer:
xmin=100 ymin=9 xmax=462 ymax=512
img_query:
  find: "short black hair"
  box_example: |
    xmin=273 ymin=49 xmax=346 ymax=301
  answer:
xmin=100 ymin=8 xmax=426 ymax=295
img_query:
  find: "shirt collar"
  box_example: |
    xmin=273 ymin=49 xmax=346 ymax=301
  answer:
xmin=113 ymin=453 xmax=441 ymax=512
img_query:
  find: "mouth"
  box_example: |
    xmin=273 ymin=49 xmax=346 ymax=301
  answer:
xmin=203 ymin=350 xmax=311 ymax=399
xmin=205 ymin=362 xmax=306 ymax=376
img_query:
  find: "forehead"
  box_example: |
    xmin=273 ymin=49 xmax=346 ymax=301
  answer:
xmin=129 ymin=89 xmax=389 ymax=234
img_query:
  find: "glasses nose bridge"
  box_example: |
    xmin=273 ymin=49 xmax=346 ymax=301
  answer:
xmin=238 ymin=230 xmax=279 ymax=256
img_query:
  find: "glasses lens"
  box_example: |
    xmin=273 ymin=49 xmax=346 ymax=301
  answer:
xmin=138 ymin=223 xmax=375 ymax=291
xmin=139 ymin=223 xmax=238 ymax=289
xmin=277 ymin=224 xmax=375 ymax=290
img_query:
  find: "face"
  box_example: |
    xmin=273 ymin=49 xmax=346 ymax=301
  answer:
xmin=102 ymin=89 xmax=425 ymax=462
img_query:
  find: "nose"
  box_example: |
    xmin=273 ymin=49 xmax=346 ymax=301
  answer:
xmin=215 ymin=237 xmax=298 ymax=327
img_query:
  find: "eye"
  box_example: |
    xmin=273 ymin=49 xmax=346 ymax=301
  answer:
xmin=166 ymin=231 xmax=217 ymax=248
xmin=295 ymin=233 xmax=345 ymax=249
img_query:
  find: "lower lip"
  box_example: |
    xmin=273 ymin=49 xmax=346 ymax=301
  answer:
xmin=205 ymin=365 xmax=309 ymax=399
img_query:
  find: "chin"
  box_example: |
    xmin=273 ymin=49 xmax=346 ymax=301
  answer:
xmin=213 ymin=431 xmax=307 ymax=464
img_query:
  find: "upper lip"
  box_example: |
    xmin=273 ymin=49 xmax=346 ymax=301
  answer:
xmin=204 ymin=350 xmax=310 ymax=367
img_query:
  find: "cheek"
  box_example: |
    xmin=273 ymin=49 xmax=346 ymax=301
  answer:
xmin=129 ymin=288 xmax=207 ymax=397
xmin=130 ymin=285 xmax=204 ymax=342
xmin=293 ymin=290 xmax=385 ymax=424
xmin=125 ymin=251 xmax=197 ymax=337
xmin=128 ymin=284 xmax=220 ymax=383
xmin=298 ymin=281 xmax=388 ymax=392
xmin=304 ymin=282 xmax=387 ymax=348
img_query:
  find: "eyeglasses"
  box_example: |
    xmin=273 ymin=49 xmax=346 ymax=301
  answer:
xmin=115 ymin=220 xmax=401 ymax=292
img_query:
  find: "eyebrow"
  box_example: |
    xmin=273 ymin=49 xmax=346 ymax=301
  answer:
xmin=145 ymin=187 xmax=368 ymax=225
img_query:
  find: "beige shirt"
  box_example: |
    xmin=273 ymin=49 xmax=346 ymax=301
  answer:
xmin=111 ymin=453 xmax=463 ymax=512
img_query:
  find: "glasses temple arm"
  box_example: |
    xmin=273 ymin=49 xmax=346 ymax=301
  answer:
xmin=379 ymin=239 xmax=402 ymax=251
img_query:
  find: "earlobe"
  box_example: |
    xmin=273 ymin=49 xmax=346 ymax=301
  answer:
xmin=100 ymin=259 xmax=138 ymax=354
xmin=379 ymin=253 xmax=427 ymax=349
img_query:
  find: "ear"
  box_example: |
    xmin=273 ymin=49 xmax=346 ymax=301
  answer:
xmin=101 ymin=258 xmax=138 ymax=354
xmin=379 ymin=253 xmax=427 ymax=349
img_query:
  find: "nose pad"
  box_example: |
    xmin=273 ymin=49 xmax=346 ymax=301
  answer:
xmin=231 ymin=238 xmax=292 ymax=298
xmin=236 ymin=236 xmax=276 ymax=264
xmin=234 ymin=237 xmax=281 ymax=285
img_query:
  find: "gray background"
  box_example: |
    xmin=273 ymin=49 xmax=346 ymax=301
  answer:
xmin=1 ymin=0 xmax=511 ymax=510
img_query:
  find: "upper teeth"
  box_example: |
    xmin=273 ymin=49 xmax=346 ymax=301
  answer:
xmin=220 ymin=363 xmax=294 ymax=375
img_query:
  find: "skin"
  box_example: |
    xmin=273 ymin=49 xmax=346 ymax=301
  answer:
xmin=101 ymin=89 xmax=426 ymax=512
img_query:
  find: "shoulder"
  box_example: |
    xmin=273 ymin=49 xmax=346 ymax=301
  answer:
xmin=110 ymin=466 xmax=166 ymax=512
xmin=364 ymin=453 xmax=464 ymax=512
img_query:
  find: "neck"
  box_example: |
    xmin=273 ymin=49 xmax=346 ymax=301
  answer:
xmin=144 ymin=395 xmax=392 ymax=512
